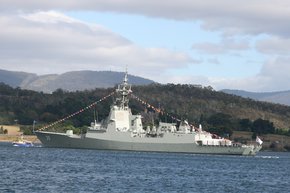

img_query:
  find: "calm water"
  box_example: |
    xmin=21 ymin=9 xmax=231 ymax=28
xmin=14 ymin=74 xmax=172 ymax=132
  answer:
xmin=1 ymin=142 xmax=290 ymax=193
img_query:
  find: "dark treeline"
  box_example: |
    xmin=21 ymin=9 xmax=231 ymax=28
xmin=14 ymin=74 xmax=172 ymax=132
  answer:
xmin=1 ymin=82 xmax=290 ymax=137
xmin=0 ymin=83 xmax=113 ymax=127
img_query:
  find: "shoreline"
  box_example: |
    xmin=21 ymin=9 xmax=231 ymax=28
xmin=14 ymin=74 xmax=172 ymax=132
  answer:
xmin=0 ymin=135 xmax=41 ymax=143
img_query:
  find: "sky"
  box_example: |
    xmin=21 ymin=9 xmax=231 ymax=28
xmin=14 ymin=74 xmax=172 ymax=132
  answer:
xmin=1 ymin=1 xmax=290 ymax=92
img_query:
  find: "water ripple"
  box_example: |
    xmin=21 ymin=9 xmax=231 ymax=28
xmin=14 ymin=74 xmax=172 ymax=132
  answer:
xmin=1 ymin=143 xmax=290 ymax=193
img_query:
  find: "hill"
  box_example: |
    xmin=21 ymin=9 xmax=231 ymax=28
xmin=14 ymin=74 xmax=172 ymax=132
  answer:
xmin=1 ymin=82 xmax=290 ymax=131
xmin=1 ymin=83 xmax=289 ymax=150
xmin=221 ymin=89 xmax=290 ymax=106
xmin=0 ymin=69 xmax=154 ymax=93
xmin=0 ymin=69 xmax=36 ymax=87
xmin=133 ymin=84 xmax=290 ymax=130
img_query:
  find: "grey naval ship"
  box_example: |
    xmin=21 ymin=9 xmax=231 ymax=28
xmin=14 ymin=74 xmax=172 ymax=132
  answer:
xmin=35 ymin=72 xmax=262 ymax=155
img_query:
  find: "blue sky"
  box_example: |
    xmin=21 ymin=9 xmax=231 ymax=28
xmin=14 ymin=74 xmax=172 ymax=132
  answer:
xmin=1 ymin=1 xmax=290 ymax=92
xmin=67 ymin=11 xmax=261 ymax=78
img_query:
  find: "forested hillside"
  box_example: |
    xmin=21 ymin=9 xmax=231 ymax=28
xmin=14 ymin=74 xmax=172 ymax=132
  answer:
xmin=1 ymin=82 xmax=290 ymax=137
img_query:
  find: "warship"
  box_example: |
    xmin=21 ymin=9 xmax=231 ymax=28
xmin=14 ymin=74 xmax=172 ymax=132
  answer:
xmin=35 ymin=72 xmax=262 ymax=155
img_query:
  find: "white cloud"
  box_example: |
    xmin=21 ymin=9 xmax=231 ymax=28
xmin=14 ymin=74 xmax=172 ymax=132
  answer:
xmin=192 ymin=38 xmax=250 ymax=54
xmin=1 ymin=1 xmax=290 ymax=92
xmin=209 ymin=57 xmax=290 ymax=92
xmin=21 ymin=11 xmax=77 ymax=24
xmin=256 ymin=36 xmax=290 ymax=55
xmin=0 ymin=11 xmax=193 ymax=78
xmin=2 ymin=0 xmax=290 ymax=37
xmin=259 ymin=57 xmax=290 ymax=78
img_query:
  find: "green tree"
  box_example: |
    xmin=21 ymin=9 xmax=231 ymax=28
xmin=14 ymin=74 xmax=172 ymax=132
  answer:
xmin=21 ymin=126 xmax=33 ymax=135
xmin=207 ymin=113 xmax=232 ymax=128
xmin=238 ymin=119 xmax=252 ymax=131
xmin=206 ymin=113 xmax=234 ymax=137
xmin=252 ymin=118 xmax=275 ymax=135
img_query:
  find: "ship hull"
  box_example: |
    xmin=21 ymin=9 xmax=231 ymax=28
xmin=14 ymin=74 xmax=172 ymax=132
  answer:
xmin=35 ymin=131 xmax=260 ymax=156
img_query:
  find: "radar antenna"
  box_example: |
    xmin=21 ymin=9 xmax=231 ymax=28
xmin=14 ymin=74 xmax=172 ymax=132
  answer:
xmin=115 ymin=69 xmax=131 ymax=109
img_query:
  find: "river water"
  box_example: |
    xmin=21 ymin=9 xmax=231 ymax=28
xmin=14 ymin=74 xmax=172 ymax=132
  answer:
xmin=1 ymin=142 xmax=289 ymax=193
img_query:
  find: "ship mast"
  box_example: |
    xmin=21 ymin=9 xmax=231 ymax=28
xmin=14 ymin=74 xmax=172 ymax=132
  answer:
xmin=115 ymin=70 xmax=132 ymax=110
